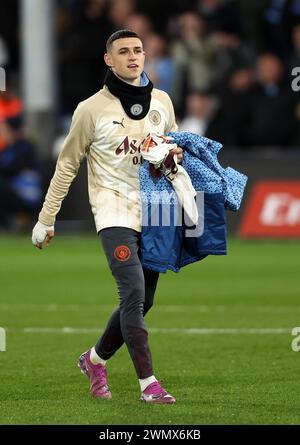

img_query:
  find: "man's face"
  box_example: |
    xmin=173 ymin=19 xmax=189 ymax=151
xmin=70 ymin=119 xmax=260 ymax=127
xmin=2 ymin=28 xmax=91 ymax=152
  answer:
xmin=104 ymin=37 xmax=145 ymax=84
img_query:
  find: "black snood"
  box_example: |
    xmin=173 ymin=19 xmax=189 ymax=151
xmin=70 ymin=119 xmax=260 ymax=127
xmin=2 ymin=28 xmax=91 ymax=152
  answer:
xmin=104 ymin=69 xmax=153 ymax=120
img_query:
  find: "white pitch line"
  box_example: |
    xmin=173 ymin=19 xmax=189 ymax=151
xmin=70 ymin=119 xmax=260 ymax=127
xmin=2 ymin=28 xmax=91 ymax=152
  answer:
xmin=0 ymin=304 xmax=299 ymax=313
xmin=0 ymin=304 xmax=80 ymax=312
xmin=3 ymin=327 xmax=292 ymax=335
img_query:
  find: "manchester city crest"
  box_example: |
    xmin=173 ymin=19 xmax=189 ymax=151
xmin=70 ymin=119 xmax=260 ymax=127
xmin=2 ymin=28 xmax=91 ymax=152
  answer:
xmin=149 ymin=110 xmax=161 ymax=125
xmin=130 ymin=104 xmax=143 ymax=116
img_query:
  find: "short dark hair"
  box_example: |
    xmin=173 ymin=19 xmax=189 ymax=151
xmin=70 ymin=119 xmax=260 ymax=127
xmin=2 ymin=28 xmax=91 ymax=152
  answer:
xmin=106 ymin=30 xmax=141 ymax=52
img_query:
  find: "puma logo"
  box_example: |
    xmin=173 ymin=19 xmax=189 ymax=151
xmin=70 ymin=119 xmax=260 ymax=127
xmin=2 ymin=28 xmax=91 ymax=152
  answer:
xmin=112 ymin=118 xmax=125 ymax=128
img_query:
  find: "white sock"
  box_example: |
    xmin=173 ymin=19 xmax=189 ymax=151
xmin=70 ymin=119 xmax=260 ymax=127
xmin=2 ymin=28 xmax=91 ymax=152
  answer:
xmin=90 ymin=346 xmax=106 ymax=366
xmin=139 ymin=375 xmax=158 ymax=392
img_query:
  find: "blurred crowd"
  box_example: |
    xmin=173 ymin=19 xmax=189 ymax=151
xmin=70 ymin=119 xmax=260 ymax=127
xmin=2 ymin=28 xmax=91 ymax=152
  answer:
xmin=53 ymin=0 xmax=300 ymax=147
xmin=1 ymin=0 xmax=300 ymax=229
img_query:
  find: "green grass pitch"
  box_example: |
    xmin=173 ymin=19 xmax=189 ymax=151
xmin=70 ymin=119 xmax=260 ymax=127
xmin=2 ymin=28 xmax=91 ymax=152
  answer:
xmin=0 ymin=234 xmax=300 ymax=425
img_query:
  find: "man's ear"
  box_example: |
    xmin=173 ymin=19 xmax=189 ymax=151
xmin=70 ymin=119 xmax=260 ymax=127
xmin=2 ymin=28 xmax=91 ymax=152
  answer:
xmin=104 ymin=53 xmax=113 ymax=68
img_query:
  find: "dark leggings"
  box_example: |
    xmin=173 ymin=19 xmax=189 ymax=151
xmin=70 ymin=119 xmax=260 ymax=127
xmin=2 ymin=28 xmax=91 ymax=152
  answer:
xmin=95 ymin=227 xmax=159 ymax=379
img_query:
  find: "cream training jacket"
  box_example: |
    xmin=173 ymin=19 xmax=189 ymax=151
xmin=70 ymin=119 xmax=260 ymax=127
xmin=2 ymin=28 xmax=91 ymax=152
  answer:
xmin=38 ymin=85 xmax=178 ymax=233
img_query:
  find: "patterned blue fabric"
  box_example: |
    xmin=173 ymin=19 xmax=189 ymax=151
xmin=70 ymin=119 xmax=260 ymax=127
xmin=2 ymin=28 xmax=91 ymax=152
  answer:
xmin=169 ymin=131 xmax=247 ymax=211
xmin=139 ymin=131 xmax=248 ymax=273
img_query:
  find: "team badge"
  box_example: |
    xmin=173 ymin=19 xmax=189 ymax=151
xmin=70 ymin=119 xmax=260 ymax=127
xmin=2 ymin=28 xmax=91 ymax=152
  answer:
xmin=149 ymin=110 xmax=161 ymax=125
xmin=114 ymin=245 xmax=131 ymax=261
xmin=130 ymin=104 xmax=143 ymax=116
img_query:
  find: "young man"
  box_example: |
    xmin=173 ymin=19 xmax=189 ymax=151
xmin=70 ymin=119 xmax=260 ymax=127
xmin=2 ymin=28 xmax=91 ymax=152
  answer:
xmin=32 ymin=30 xmax=182 ymax=404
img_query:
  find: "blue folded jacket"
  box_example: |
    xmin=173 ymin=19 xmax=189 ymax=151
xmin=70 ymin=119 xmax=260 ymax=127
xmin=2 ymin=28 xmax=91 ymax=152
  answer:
xmin=139 ymin=131 xmax=248 ymax=273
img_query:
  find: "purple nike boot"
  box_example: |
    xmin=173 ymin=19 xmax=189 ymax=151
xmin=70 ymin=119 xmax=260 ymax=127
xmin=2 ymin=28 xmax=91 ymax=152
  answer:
xmin=78 ymin=349 xmax=112 ymax=399
xmin=141 ymin=381 xmax=176 ymax=404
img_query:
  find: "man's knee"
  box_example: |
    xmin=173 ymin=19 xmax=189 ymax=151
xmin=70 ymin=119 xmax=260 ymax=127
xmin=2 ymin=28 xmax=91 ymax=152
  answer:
xmin=117 ymin=273 xmax=144 ymax=309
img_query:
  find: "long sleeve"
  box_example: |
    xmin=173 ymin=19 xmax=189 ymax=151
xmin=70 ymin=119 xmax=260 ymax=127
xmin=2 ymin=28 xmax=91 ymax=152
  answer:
xmin=39 ymin=103 xmax=95 ymax=225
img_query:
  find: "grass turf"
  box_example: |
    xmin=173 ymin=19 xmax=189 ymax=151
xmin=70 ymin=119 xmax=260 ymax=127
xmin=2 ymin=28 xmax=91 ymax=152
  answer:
xmin=0 ymin=235 xmax=300 ymax=425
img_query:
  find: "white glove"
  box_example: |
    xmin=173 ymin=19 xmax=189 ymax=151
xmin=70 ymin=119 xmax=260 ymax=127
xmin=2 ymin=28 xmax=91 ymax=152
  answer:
xmin=141 ymin=135 xmax=177 ymax=166
xmin=32 ymin=221 xmax=55 ymax=248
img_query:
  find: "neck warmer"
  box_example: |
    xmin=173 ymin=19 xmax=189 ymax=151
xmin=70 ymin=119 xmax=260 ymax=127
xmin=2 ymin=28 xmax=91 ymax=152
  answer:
xmin=104 ymin=69 xmax=153 ymax=120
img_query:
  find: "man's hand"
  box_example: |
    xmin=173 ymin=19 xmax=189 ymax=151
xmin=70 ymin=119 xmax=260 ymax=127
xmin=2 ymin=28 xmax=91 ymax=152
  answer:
xmin=169 ymin=146 xmax=184 ymax=163
xmin=32 ymin=221 xmax=55 ymax=250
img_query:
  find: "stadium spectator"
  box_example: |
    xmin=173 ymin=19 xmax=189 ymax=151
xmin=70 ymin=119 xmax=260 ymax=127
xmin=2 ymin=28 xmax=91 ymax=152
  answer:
xmin=0 ymin=116 xmax=42 ymax=231
xmin=179 ymin=91 xmax=219 ymax=136
xmin=123 ymin=13 xmax=153 ymax=41
xmin=235 ymin=0 xmax=270 ymax=53
xmin=170 ymin=11 xmax=220 ymax=114
xmin=249 ymin=53 xmax=298 ymax=146
xmin=0 ymin=89 xmax=22 ymax=122
xmin=196 ymin=0 xmax=241 ymax=35
xmin=287 ymin=23 xmax=300 ymax=70
xmin=207 ymin=68 xmax=255 ymax=146
xmin=263 ymin=0 xmax=300 ymax=56
xmin=213 ymin=31 xmax=256 ymax=88
xmin=58 ymin=0 xmax=114 ymax=113
xmin=144 ymin=33 xmax=176 ymax=94
xmin=0 ymin=87 xmax=23 ymax=152
xmin=108 ymin=0 xmax=136 ymax=28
